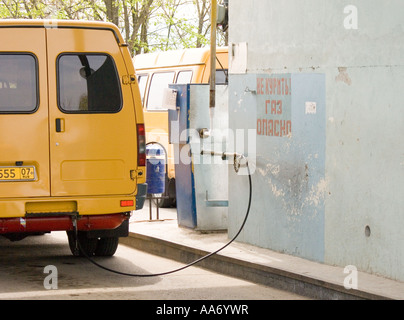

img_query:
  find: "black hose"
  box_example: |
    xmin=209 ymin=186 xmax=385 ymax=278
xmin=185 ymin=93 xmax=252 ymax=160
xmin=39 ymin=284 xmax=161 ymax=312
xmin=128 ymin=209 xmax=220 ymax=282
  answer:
xmin=78 ymin=161 xmax=252 ymax=277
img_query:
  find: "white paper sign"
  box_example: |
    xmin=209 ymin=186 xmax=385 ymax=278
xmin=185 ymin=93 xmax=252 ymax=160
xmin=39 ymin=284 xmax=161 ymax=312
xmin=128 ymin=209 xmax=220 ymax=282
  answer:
xmin=163 ymin=88 xmax=178 ymax=110
xmin=305 ymin=101 xmax=317 ymax=114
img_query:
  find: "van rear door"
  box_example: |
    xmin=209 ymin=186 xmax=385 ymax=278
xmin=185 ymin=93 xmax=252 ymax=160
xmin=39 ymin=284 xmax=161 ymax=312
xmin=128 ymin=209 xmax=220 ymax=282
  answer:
xmin=0 ymin=27 xmax=50 ymax=198
xmin=46 ymin=27 xmax=138 ymax=197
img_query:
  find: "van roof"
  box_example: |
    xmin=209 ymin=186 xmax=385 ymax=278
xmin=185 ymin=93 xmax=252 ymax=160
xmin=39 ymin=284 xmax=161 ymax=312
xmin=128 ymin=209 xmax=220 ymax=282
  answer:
xmin=134 ymin=47 xmax=228 ymax=69
xmin=0 ymin=19 xmax=125 ymax=44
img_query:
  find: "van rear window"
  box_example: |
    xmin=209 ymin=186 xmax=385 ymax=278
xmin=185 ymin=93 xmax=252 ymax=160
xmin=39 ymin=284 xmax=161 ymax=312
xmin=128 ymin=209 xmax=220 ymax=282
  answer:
xmin=215 ymin=69 xmax=228 ymax=84
xmin=57 ymin=54 xmax=122 ymax=113
xmin=147 ymin=72 xmax=175 ymax=111
xmin=0 ymin=54 xmax=38 ymax=113
xmin=137 ymin=74 xmax=148 ymax=105
xmin=176 ymin=70 xmax=193 ymax=84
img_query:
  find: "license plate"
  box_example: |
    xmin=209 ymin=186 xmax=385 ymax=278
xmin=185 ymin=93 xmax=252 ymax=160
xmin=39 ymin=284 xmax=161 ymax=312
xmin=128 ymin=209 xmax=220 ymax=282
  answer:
xmin=0 ymin=166 xmax=36 ymax=181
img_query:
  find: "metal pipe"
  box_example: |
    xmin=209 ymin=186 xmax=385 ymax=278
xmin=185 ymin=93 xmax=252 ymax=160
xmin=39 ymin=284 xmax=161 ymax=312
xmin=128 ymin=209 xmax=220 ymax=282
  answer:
xmin=201 ymin=149 xmax=248 ymax=173
xmin=210 ymin=0 xmax=217 ymax=109
xmin=201 ymin=149 xmax=244 ymax=159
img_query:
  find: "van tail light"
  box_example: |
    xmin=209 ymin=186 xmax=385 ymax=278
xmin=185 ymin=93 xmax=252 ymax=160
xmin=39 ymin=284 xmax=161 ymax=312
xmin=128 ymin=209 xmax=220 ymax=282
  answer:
xmin=137 ymin=124 xmax=146 ymax=166
xmin=120 ymin=200 xmax=134 ymax=207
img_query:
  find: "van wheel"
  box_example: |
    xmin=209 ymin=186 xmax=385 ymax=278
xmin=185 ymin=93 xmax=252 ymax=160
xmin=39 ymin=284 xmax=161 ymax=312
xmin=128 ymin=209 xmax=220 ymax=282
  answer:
xmin=155 ymin=177 xmax=176 ymax=208
xmin=67 ymin=231 xmax=98 ymax=257
xmin=95 ymin=237 xmax=119 ymax=256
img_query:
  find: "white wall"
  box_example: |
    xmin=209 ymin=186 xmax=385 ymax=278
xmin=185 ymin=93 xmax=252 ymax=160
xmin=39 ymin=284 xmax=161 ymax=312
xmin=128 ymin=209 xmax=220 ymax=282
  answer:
xmin=228 ymin=0 xmax=404 ymax=281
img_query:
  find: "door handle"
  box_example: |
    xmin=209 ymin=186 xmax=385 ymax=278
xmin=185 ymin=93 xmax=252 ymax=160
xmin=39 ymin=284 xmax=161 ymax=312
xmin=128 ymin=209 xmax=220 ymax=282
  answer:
xmin=56 ymin=118 xmax=65 ymax=132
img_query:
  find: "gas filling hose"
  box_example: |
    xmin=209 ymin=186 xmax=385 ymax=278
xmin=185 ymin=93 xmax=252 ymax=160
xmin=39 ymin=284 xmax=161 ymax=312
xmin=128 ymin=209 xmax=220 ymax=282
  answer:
xmin=77 ymin=151 xmax=252 ymax=277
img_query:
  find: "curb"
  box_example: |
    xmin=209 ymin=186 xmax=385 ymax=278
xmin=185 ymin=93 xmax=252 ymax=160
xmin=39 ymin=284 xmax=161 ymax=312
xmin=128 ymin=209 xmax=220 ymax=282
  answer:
xmin=120 ymin=232 xmax=390 ymax=300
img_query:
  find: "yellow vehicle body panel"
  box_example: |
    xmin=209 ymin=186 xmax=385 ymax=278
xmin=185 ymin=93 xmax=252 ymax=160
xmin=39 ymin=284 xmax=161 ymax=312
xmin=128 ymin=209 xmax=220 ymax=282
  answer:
xmin=0 ymin=20 xmax=145 ymax=220
xmin=47 ymin=27 xmax=138 ymax=197
xmin=0 ymin=27 xmax=50 ymax=198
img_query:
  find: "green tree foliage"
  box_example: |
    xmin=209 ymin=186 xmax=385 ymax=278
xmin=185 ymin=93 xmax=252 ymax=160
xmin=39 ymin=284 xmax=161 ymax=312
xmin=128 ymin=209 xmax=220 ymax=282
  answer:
xmin=0 ymin=0 xmax=227 ymax=55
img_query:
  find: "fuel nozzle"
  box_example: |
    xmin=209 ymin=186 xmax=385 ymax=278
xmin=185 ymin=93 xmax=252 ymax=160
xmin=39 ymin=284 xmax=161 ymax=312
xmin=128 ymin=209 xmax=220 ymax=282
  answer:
xmin=200 ymin=150 xmax=248 ymax=173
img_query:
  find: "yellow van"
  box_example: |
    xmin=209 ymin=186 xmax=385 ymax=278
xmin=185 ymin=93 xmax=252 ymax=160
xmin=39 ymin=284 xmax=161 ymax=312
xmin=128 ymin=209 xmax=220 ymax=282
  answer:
xmin=0 ymin=20 xmax=146 ymax=256
xmin=134 ymin=47 xmax=228 ymax=207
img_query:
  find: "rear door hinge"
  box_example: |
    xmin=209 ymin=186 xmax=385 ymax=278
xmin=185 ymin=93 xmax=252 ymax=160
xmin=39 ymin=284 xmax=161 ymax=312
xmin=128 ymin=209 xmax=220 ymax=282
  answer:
xmin=130 ymin=168 xmax=144 ymax=180
xmin=122 ymin=74 xmax=136 ymax=85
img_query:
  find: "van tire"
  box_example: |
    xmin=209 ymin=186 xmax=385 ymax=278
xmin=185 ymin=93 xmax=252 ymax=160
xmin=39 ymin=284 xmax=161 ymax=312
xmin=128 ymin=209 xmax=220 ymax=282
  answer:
xmin=67 ymin=231 xmax=98 ymax=257
xmin=155 ymin=177 xmax=176 ymax=208
xmin=95 ymin=237 xmax=119 ymax=256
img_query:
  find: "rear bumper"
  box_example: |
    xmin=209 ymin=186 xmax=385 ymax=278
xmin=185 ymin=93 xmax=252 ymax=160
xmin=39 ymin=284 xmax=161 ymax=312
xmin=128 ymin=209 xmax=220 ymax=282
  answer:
xmin=0 ymin=185 xmax=147 ymax=236
xmin=0 ymin=213 xmax=129 ymax=235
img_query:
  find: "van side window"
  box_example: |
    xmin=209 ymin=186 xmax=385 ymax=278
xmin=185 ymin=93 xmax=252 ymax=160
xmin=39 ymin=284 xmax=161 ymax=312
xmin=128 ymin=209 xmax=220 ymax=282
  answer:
xmin=58 ymin=54 xmax=122 ymax=113
xmin=0 ymin=54 xmax=38 ymax=113
xmin=137 ymin=74 xmax=148 ymax=106
xmin=146 ymin=71 xmax=175 ymax=111
xmin=176 ymin=70 xmax=192 ymax=84
xmin=215 ymin=69 xmax=228 ymax=84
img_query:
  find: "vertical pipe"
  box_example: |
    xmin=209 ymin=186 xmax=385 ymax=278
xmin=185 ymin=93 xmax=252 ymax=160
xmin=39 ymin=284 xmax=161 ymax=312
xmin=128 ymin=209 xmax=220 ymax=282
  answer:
xmin=210 ymin=0 xmax=217 ymax=109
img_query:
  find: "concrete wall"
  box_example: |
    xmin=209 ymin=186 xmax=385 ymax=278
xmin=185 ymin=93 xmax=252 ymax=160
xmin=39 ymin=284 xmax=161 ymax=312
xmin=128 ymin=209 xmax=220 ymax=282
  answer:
xmin=227 ymin=0 xmax=404 ymax=281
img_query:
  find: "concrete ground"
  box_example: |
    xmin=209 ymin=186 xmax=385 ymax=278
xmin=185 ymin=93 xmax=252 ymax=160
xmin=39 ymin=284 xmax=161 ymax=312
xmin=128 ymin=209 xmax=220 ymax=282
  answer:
xmin=121 ymin=201 xmax=404 ymax=300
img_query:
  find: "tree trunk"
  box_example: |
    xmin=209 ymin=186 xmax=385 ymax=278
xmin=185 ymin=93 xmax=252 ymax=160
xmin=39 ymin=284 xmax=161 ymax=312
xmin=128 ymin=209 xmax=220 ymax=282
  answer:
xmin=103 ymin=0 xmax=119 ymax=26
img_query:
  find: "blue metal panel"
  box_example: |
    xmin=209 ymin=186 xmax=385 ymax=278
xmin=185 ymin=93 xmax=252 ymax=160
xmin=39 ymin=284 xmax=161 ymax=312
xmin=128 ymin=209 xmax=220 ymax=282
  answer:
xmin=168 ymin=84 xmax=190 ymax=145
xmin=168 ymin=84 xmax=197 ymax=228
xmin=228 ymin=73 xmax=326 ymax=262
xmin=168 ymin=84 xmax=229 ymax=230
xmin=174 ymin=144 xmax=197 ymax=228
